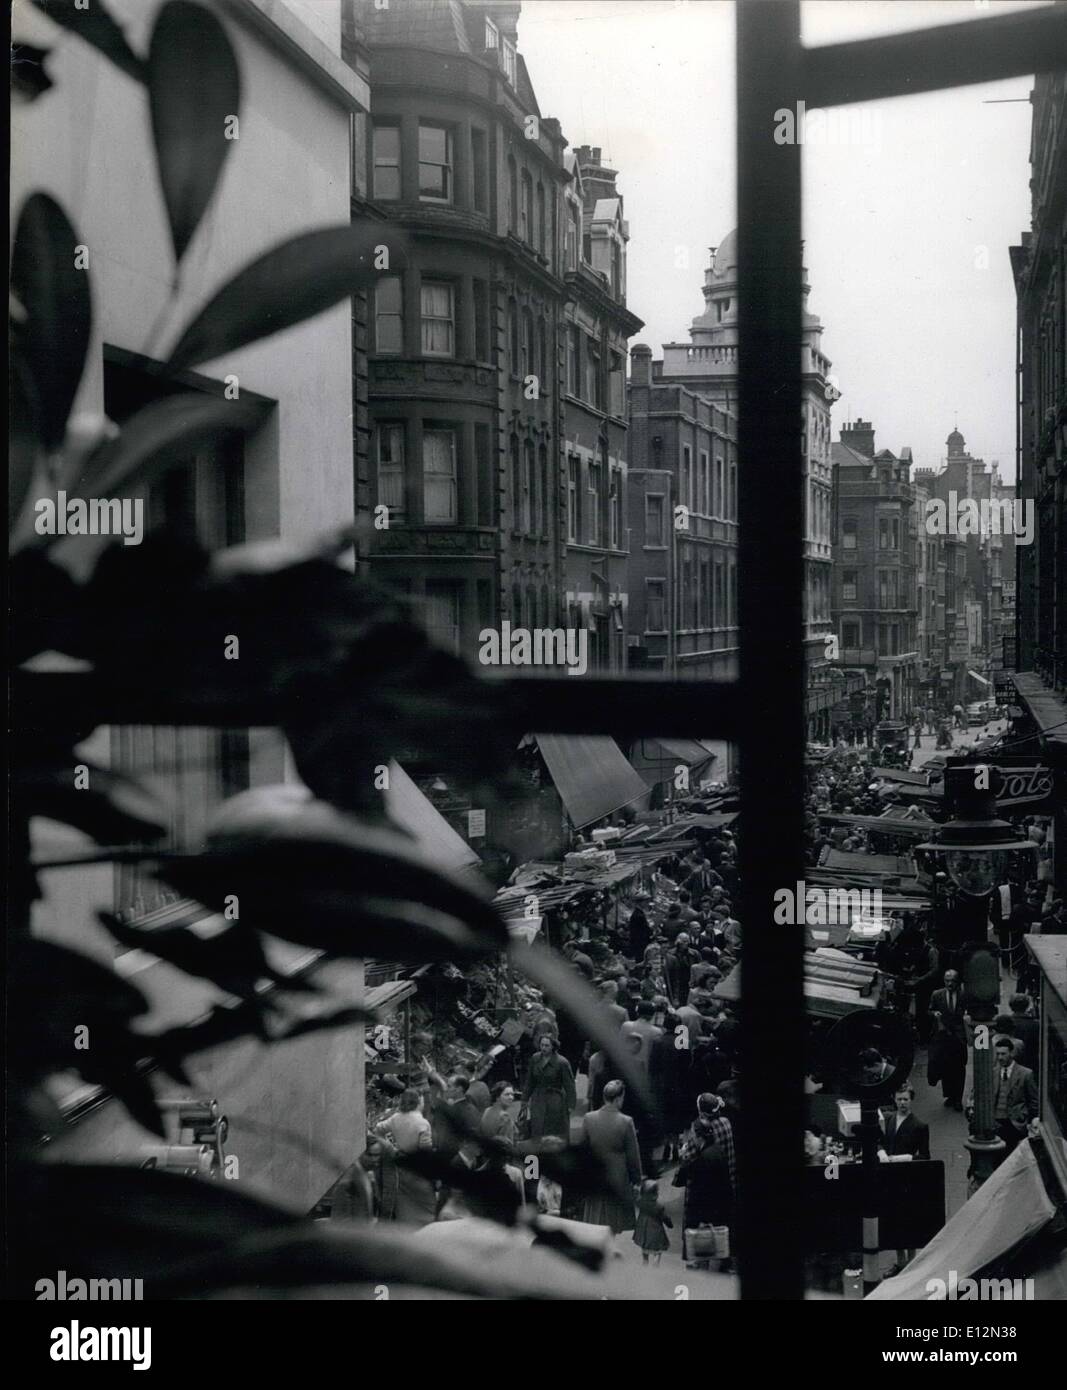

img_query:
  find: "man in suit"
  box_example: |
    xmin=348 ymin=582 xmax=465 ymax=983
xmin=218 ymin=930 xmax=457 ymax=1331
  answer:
xmin=991 ymin=1037 xmax=1039 ymax=1154
xmin=928 ymin=969 xmax=967 ymax=1110
xmin=881 ymin=1083 xmax=929 ymax=1275
xmin=881 ymin=1084 xmax=930 ymax=1159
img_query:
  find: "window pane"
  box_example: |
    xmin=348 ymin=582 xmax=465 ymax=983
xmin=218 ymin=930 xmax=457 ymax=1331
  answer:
xmin=424 ymin=580 xmax=460 ymax=654
xmin=423 ymin=429 xmax=456 ymax=523
xmin=375 ymin=275 xmax=403 ymax=353
xmin=418 ymin=126 xmax=451 ymax=201
xmin=372 ymin=125 xmax=400 ymax=200
xmin=377 ymin=424 xmax=405 ymax=519
xmin=421 ymin=281 xmax=454 ymax=356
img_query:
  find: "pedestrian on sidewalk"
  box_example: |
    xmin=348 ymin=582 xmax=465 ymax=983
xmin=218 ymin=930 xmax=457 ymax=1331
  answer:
xmin=633 ymin=1178 xmax=673 ymax=1264
xmin=928 ymin=970 xmax=967 ymax=1110
xmin=578 ymin=1080 xmax=642 ymax=1234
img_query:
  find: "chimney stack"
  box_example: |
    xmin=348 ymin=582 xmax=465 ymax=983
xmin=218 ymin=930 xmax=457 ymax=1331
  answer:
xmin=840 ymin=417 xmax=875 ymax=458
xmin=630 ymin=343 xmax=652 ymax=388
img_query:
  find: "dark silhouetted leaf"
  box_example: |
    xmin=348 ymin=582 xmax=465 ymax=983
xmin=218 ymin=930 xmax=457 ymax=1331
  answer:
xmin=9 ymin=940 xmax=163 ymax=1138
xmin=98 ymin=910 xmax=318 ymax=1002
xmin=147 ymin=0 xmax=239 ymax=262
xmin=67 ymin=391 xmax=265 ymax=504
xmin=398 ymin=1150 xmax=522 ymax=1226
xmin=14 ymin=762 xmax=168 ymax=845
xmin=157 ymin=790 xmax=506 ymax=961
xmin=11 ymin=42 xmax=53 ymax=102
xmin=166 ymin=224 xmax=408 ymax=370
xmin=9 ymin=343 xmax=40 ymax=526
xmin=8 ymin=1161 xmax=302 ymax=1299
xmin=29 ymin=0 xmax=145 ymax=83
xmin=10 ymin=550 xmax=88 ymax=661
xmin=275 ymin=1004 xmax=383 ymax=1041
xmin=509 ymin=941 xmax=654 ymax=1116
xmin=11 ymin=1162 xmax=708 ymax=1299
xmin=10 ymin=193 xmax=92 ymax=451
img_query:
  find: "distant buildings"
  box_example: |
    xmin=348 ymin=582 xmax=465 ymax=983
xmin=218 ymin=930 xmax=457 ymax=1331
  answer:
xmin=626 ymin=348 xmax=739 ymax=678
xmin=831 ymin=420 xmax=920 ymax=722
xmin=913 ymin=427 xmax=1002 ymax=708
xmin=625 ymin=235 xmax=835 ymax=723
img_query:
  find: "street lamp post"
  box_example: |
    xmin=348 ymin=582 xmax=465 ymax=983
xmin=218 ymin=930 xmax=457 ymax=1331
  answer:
xmin=959 ymin=942 xmax=1005 ymax=1191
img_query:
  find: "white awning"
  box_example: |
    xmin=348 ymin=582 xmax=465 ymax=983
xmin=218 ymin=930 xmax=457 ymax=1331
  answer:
xmin=867 ymin=1138 xmax=1057 ymax=1300
xmin=968 ymin=669 xmax=991 ymax=686
xmin=385 ymin=761 xmax=482 ymax=877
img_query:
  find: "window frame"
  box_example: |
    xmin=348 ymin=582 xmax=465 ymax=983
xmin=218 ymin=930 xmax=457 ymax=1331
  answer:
xmin=376 ymin=421 xmax=406 ymax=522
xmin=420 ymin=279 xmax=456 ymax=358
xmin=417 ymin=122 xmax=453 ymax=204
xmin=644 ymin=491 xmax=666 ymax=549
xmin=373 ymin=273 xmax=404 ymax=355
xmin=371 ymin=123 xmax=401 ymax=202
xmin=422 ymin=425 xmax=458 ymax=525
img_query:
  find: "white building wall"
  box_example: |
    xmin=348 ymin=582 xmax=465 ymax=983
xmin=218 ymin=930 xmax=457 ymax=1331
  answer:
xmin=13 ymin=0 xmax=367 ymax=1213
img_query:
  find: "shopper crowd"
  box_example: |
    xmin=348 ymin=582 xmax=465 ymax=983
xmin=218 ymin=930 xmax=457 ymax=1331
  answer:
xmin=360 ymin=826 xmax=744 ymax=1265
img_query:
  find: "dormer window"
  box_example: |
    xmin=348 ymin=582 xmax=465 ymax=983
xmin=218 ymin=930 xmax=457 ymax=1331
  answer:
xmin=484 ymin=17 xmax=499 ymax=50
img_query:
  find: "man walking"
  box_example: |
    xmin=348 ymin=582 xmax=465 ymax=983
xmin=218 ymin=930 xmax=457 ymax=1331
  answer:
xmin=928 ymin=969 xmax=967 ymax=1110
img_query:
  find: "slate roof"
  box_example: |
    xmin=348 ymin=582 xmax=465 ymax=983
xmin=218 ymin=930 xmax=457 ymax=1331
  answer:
xmin=360 ymin=0 xmax=473 ymax=53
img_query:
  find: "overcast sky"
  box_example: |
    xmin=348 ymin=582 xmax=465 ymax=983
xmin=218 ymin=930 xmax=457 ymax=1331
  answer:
xmin=519 ymin=0 xmax=1043 ymax=480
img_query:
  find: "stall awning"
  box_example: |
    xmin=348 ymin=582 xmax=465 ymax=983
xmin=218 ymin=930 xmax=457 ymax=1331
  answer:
xmin=628 ymin=737 xmax=717 ymax=786
xmin=535 ymin=734 xmax=650 ymax=830
xmin=385 ymin=761 xmax=482 ymax=877
xmin=868 ymin=1137 xmax=1061 ymax=1300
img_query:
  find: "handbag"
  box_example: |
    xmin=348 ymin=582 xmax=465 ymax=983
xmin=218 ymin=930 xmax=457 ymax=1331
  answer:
xmin=685 ymin=1224 xmax=717 ymax=1259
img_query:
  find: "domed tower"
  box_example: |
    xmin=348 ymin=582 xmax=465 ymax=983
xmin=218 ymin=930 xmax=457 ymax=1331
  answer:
xmin=946 ymin=426 xmax=966 ymax=458
xmin=689 ymin=230 xmax=739 ymax=346
xmin=656 ymin=231 xmax=837 ymax=718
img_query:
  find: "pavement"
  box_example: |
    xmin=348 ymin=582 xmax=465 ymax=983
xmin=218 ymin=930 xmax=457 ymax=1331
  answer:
xmin=908 ymin=719 xmax=1007 ymax=768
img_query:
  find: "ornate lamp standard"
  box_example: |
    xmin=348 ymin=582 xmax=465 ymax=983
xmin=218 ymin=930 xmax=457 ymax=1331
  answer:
xmin=915 ymin=763 xmax=1038 ymax=1188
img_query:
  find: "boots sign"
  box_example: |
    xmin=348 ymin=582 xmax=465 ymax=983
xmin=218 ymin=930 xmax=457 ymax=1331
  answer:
xmin=928 ymin=764 xmax=1054 ymax=811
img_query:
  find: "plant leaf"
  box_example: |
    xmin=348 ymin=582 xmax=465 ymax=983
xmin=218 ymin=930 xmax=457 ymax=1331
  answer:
xmin=98 ymin=911 xmax=302 ymax=1002
xmin=147 ymin=0 xmax=240 ymax=263
xmin=10 ymin=193 xmax=92 ymax=451
xmin=64 ymin=391 xmax=266 ymax=504
xmin=9 ymin=354 xmax=43 ymax=538
xmin=14 ymin=762 xmax=169 ymax=844
xmin=29 ymin=0 xmax=145 ymax=84
xmin=166 ymin=224 xmax=408 ymax=371
xmin=9 ymin=939 xmax=164 ymax=1138
xmin=11 ymin=42 xmax=53 ymax=102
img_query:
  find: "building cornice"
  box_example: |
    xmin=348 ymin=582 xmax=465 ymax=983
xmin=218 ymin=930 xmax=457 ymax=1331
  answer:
xmin=220 ymin=0 xmax=370 ymax=111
